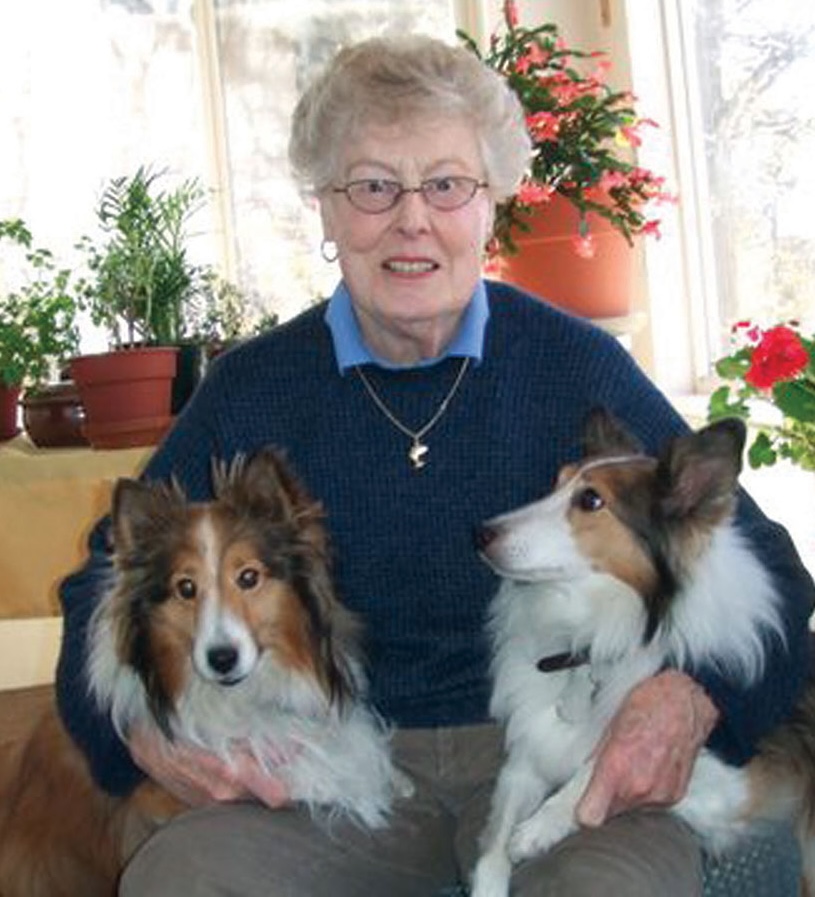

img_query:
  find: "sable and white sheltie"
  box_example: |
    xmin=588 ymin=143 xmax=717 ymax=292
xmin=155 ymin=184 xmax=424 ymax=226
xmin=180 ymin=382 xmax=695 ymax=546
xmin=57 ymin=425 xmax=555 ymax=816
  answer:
xmin=0 ymin=447 xmax=405 ymax=897
xmin=471 ymin=409 xmax=815 ymax=897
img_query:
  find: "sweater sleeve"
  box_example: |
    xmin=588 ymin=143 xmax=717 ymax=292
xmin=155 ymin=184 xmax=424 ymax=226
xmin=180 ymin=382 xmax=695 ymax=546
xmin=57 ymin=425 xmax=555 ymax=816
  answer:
xmin=694 ymin=490 xmax=815 ymax=765
xmin=55 ymin=516 xmax=146 ymax=795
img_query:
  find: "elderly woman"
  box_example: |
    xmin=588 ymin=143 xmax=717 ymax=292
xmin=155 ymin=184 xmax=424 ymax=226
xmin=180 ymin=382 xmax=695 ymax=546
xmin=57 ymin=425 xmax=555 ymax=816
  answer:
xmin=56 ymin=34 xmax=813 ymax=896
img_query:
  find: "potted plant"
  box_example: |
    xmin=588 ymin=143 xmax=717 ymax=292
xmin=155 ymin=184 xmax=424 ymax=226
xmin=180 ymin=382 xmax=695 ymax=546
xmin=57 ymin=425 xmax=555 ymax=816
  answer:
xmin=0 ymin=218 xmax=81 ymax=444
xmin=458 ymin=1 xmax=673 ymax=316
xmin=70 ymin=165 xmax=208 ymax=448
xmin=169 ymin=271 xmax=271 ymax=413
xmin=708 ymin=320 xmax=815 ymax=470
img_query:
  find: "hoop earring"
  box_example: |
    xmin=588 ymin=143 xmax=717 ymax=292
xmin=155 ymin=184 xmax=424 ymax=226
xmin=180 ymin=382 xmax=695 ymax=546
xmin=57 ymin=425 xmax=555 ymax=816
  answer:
xmin=320 ymin=239 xmax=339 ymax=263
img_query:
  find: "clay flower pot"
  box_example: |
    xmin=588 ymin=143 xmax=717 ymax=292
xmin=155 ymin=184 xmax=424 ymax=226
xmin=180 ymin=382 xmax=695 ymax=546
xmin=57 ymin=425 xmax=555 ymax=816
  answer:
xmin=70 ymin=346 xmax=178 ymax=449
xmin=498 ymin=194 xmax=635 ymax=320
xmin=0 ymin=384 xmax=21 ymax=442
xmin=22 ymin=382 xmax=88 ymax=448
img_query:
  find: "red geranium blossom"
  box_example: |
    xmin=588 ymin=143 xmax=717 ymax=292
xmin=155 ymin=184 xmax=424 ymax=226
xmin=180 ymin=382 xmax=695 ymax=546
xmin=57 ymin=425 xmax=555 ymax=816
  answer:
xmin=709 ymin=318 xmax=815 ymax=470
xmin=744 ymin=325 xmax=810 ymax=390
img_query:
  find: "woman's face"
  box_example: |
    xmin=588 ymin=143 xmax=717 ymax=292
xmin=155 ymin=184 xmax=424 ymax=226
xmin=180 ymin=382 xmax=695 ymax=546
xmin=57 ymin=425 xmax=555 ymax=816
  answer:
xmin=319 ymin=115 xmax=494 ymax=364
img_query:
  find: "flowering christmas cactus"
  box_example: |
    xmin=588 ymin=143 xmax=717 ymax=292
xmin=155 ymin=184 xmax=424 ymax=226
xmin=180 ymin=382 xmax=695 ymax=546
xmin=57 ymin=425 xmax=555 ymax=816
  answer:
xmin=708 ymin=321 xmax=815 ymax=470
xmin=458 ymin=0 xmax=673 ymax=260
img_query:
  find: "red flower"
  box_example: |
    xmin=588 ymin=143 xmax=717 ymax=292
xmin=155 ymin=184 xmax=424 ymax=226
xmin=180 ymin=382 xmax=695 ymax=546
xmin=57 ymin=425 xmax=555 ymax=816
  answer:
xmin=640 ymin=219 xmax=663 ymax=239
xmin=745 ymin=325 xmax=810 ymax=390
xmin=526 ymin=110 xmax=560 ymax=141
xmin=516 ymin=181 xmax=555 ymax=204
xmin=503 ymin=0 xmax=519 ymax=28
xmin=572 ymin=233 xmax=597 ymax=258
xmin=516 ymin=42 xmax=549 ymax=74
xmin=732 ymin=320 xmax=762 ymax=345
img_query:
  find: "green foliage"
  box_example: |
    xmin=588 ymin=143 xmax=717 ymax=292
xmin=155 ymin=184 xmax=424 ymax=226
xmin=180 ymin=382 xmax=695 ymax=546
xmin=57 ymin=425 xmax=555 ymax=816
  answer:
xmin=76 ymin=166 xmax=208 ymax=347
xmin=0 ymin=219 xmax=79 ymax=388
xmin=708 ymin=323 xmax=815 ymax=471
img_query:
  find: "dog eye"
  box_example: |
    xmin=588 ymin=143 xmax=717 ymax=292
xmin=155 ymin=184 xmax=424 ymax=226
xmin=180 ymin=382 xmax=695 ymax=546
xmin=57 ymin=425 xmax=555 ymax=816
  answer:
xmin=575 ymin=487 xmax=605 ymax=512
xmin=236 ymin=567 xmax=260 ymax=590
xmin=175 ymin=577 xmax=197 ymax=600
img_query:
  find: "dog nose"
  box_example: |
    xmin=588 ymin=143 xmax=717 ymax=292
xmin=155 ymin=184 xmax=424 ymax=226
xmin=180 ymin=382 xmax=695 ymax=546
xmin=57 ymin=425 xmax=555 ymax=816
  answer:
xmin=474 ymin=524 xmax=498 ymax=552
xmin=207 ymin=644 xmax=239 ymax=676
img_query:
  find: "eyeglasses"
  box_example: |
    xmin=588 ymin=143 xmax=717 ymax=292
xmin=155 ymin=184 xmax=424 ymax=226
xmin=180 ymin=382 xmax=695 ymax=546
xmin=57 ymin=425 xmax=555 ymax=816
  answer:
xmin=332 ymin=176 xmax=488 ymax=214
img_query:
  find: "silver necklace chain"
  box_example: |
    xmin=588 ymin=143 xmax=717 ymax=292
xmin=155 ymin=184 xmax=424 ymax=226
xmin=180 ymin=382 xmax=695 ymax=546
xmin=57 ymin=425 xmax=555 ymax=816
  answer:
xmin=355 ymin=357 xmax=471 ymax=470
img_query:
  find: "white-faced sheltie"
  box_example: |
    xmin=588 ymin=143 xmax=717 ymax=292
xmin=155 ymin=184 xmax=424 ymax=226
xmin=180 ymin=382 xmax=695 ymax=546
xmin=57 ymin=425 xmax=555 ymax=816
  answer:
xmin=0 ymin=447 xmax=405 ymax=897
xmin=471 ymin=409 xmax=815 ymax=897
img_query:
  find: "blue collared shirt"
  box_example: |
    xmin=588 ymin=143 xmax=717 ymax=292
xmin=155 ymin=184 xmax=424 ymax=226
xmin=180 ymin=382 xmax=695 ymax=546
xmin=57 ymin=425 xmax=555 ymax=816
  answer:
xmin=324 ymin=279 xmax=490 ymax=373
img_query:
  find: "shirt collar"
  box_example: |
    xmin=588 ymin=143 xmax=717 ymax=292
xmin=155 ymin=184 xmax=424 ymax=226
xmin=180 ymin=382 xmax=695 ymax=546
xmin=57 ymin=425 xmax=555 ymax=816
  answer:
xmin=324 ymin=279 xmax=489 ymax=374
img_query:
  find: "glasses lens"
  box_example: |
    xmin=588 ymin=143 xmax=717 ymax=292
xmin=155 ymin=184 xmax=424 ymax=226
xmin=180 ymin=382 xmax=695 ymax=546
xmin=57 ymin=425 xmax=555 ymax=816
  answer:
xmin=423 ymin=177 xmax=480 ymax=210
xmin=345 ymin=180 xmax=401 ymax=213
xmin=337 ymin=177 xmax=485 ymax=213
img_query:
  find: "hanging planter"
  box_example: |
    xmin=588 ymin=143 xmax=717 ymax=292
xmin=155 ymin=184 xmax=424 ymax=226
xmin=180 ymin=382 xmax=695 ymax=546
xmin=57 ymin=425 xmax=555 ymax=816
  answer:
xmin=70 ymin=346 xmax=178 ymax=449
xmin=496 ymin=194 xmax=635 ymax=319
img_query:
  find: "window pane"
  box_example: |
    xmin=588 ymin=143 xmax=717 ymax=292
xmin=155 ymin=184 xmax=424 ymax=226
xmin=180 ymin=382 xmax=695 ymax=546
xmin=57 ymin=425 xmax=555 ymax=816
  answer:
xmin=213 ymin=0 xmax=455 ymax=321
xmin=687 ymin=0 xmax=815 ymax=336
xmin=1 ymin=0 xmax=212 ymax=261
xmin=1 ymin=0 xmax=454 ymax=347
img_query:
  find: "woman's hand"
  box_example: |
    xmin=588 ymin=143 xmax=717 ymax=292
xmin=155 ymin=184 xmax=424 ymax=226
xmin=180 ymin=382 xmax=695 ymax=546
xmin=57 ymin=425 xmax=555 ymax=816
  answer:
xmin=127 ymin=724 xmax=290 ymax=809
xmin=576 ymin=670 xmax=719 ymax=826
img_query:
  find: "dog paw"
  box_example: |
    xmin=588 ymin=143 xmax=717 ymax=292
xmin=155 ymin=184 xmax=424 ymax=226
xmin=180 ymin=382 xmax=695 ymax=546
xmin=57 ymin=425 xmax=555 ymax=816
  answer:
xmin=392 ymin=768 xmax=415 ymax=799
xmin=470 ymin=853 xmax=512 ymax=897
xmin=508 ymin=817 xmax=559 ymax=863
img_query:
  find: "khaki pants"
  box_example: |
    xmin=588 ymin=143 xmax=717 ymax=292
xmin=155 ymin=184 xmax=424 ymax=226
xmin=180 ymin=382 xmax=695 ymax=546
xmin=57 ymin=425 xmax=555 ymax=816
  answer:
xmin=119 ymin=724 xmax=701 ymax=897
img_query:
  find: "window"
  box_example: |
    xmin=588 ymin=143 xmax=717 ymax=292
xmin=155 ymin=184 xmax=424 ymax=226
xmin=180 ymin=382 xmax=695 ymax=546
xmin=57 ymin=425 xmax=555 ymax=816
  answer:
xmin=0 ymin=0 xmax=455 ymax=345
xmin=689 ymin=0 xmax=815 ymax=330
xmin=628 ymin=0 xmax=815 ymax=394
xmin=627 ymin=0 xmax=815 ymax=571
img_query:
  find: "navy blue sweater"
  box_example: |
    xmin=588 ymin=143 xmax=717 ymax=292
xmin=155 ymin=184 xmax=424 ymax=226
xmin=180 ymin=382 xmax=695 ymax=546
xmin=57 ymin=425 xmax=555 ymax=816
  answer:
xmin=57 ymin=282 xmax=815 ymax=795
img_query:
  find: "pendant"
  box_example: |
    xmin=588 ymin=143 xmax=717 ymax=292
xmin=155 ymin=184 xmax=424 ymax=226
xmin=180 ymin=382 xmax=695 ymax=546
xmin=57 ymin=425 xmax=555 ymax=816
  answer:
xmin=408 ymin=440 xmax=429 ymax=470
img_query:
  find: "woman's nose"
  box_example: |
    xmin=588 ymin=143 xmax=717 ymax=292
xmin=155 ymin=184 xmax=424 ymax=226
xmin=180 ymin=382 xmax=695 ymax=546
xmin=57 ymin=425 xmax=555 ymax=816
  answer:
xmin=393 ymin=188 xmax=432 ymax=232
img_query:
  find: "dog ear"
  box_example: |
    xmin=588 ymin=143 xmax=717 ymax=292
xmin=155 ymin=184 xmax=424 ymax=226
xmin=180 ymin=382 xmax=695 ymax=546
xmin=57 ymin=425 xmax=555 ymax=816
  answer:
xmin=216 ymin=448 xmax=310 ymax=514
xmin=582 ymin=407 xmax=644 ymax=459
xmin=657 ymin=418 xmax=746 ymax=523
xmin=298 ymin=566 xmax=363 ymax=710
xmin=110 ymin=477 xmax=186 ymax=554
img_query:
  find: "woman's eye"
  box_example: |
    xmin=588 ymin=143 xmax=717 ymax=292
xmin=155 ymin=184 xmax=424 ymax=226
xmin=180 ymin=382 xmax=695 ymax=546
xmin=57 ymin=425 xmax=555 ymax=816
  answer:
xmin=237 ymin=567 xmax=260 ymax=590
xmin=175 ymin=577 xmax=197 ymax=600
xmin=431 ymin=176 xmax=454 ymax=192
xmin=362 ymin=178 xmax=396 ymax=195
xmin=575 ymin=487 xmax=605 ymax=512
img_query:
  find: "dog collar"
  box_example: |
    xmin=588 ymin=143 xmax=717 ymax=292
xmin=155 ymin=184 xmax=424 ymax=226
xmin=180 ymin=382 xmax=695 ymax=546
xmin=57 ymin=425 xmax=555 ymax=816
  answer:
xmin=537 ymin=648 xmax=590 ymax=673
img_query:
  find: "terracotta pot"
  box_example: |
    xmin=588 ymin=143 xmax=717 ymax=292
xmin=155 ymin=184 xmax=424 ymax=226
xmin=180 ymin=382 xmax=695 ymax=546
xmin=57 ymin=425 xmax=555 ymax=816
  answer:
xmin=22 ymin=382 xmax=88 ymax=448
xmin=497 ymin=194 xmax=635 ymax=319
xmin=70 ymin=346 xmax=178 ymax=449
xmin=0 ymin=384 xmax=21 ymax=442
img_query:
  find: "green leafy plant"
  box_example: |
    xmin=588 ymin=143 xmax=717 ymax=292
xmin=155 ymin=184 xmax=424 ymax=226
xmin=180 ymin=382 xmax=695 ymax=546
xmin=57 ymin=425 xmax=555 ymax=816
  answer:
xmin=184 ymin=271 xmax=265 ymax=343
xmin=0 ymin=218 xmax=79 ymax=389
xmin=76 ymin=165 xmax=207 ymax=348
xmin=708 ymin=320 xmax=815 ymax=470
xmin=458 ymin=0 xmax=672 ymax=259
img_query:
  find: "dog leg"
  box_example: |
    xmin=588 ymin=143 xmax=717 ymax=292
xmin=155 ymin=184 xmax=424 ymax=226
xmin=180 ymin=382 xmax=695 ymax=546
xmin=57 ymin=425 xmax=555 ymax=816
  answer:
xmin=471 ymin=758 xmax=548 ymax=897
xmin=508 ymin=763 xmax=591 ymax=862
